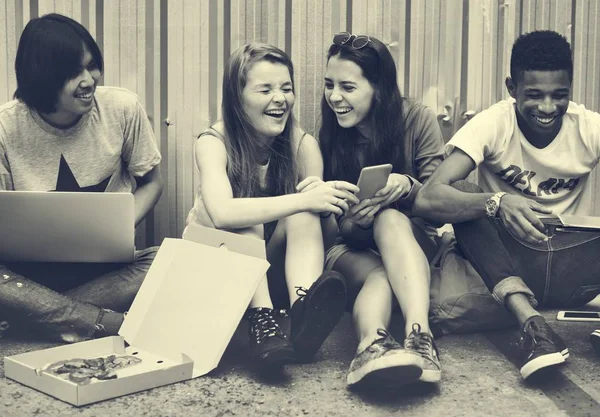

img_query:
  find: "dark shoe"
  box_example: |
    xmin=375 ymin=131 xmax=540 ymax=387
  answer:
xmin=519 ymin=316 xmax=566 ymax=379
xmin=290 ymin=270 xmax=347 ymax=361
xmin=347 ymin=329 xmax=424 ymax=388
xmin=247 ymin=307 xmax=296 ymax=368
xmin=590 ymin=329 xmax=600 ymax=356
xmin=404 ymin=323 xmax=441 ymax=383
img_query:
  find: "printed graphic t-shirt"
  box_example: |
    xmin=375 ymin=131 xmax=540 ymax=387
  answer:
xmin=0 ymin=86 xmax=161 ymax=192
xmin=447 ymin=99 xmax=600 ymax=215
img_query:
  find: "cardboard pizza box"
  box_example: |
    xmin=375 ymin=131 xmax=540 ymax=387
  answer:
xmin=5 ymin=227 xmax=269 ymax=406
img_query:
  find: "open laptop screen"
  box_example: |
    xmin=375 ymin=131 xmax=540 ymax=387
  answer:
xmin=0 ymin=191 xmax=135 ymax=263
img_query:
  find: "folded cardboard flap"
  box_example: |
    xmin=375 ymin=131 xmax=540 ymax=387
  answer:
xmin=120 ymin=226 xmax=269 ymax=378
xmin=182 ymin=222 xmax=267 ymax=259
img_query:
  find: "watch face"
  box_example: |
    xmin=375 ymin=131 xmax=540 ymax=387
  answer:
xmin=486 ymin=199 xmax=498 ymax=217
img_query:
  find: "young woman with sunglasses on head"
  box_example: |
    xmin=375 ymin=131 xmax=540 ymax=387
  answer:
xmin=312 ymin=32 xmax=445 ymax=389
xmin=184 ymin=43 xmax=360 ymax=372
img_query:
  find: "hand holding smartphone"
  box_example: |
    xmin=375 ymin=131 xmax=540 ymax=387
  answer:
xmin=355 ymin=164 xmax=393 ymax=201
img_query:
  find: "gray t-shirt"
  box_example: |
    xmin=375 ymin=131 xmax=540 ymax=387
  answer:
xmin=0 ymin=86 xmax=161 ymax=192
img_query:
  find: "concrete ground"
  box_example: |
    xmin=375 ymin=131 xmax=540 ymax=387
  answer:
xmin=1 ymin=309 xmax=600 ymax=417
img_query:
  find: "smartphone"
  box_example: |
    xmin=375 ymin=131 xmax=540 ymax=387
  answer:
xmin=556 ymin=311 xmax=600 ymax=322
xmin=355 ymin=164 xmax=393 ymax=201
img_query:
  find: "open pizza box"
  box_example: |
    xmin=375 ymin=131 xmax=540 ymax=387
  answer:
xmin=4 ymin=224 xmax=269 ymax=406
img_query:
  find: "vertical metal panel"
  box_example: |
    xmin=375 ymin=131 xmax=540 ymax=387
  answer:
xmin=38 ymin=0 xmax=56 ymax=17
xmin=499 ymin=0 xmax=519 ymax=101
xmin=388 ymin=0 xmax=408 ymax=93
xmin=213 ymin=0 xmax=225 ymax=122
xmin=166 ymin=0 xmax=183 ymax=238
xmin=0 ymin=0 xmax=8 ymax=104
xmin=154 ymin=0 xmax=170 ymax=243
xmin=291 ymin=0 xmax=348 ymax=136
xmin=437 ymin=0 xmax=464 ymax=141
xmin=102 ymin=0 xmax=120 ymax=87
xmin=466 ymin=0 xmax=484 ymax=114
xmin=5 ymin=0 xmax=18 ymax=102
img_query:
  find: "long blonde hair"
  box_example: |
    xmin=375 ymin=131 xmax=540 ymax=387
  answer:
xmin=221 ymin=43 xmax=298 ymax=198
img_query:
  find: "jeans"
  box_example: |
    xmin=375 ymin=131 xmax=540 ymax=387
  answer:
xmin=452 ymin=181 xmax=600 ymax=308
xmin=0 ymin=246 xmax=158 ymax=342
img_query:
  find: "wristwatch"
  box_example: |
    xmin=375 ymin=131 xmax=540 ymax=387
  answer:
xmin=485 ymin=192 xmax=507 ymax=218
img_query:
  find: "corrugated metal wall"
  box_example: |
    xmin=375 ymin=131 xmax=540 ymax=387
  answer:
xmin=1 ymin=0 xmax=599 ymax=245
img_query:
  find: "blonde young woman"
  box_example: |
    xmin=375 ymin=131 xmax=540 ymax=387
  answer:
xmin=184 ymin=43 xmax=359 ymax=371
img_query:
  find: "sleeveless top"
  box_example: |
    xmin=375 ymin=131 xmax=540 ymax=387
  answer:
xmin=184 ymin=126 xmax=306 ymax=234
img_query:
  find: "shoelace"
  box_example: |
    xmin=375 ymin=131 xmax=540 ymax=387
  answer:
xmin=295 ymin=286 xmax=308 ymax=299
xmin=520 ymin=321 xmax=554 ymax=351
xmin=371 ymin=328 xmax=402 ymax=350
xmin=248 ymin=308 xmax=286 ymax=344
xmin=94 ymin=308 xmax=117 ymax=333
xmin=405 ymin=323 xmax=436 ymax=357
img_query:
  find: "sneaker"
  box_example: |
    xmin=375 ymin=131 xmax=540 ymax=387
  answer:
xmin=289 ymin=270 xmax=347 ymax=361
xmin=247 ymin=307 xmax=296 ymax=368
xmin=404 ymin=323 xmax=441 ymax=383
xmin=590 ymin=329 xmax=600 ymax=356
xmin=519 ymin=315 xmax=566 ymax=379
xmin=347 ymin=329 xmax=424 ymax=388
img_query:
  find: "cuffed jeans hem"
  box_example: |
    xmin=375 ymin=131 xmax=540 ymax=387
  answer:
xmin=492 ymin=276 xmax=538 ymax=308
xmin=32 ymin=302 xmax=102 ymax=344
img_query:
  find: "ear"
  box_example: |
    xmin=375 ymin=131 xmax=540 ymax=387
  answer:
xmin=505 ymin=76 xmax=517 ymax=99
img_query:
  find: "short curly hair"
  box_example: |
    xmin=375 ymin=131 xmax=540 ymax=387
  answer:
xmin=510 ymin=30 xmax=573 ymax=83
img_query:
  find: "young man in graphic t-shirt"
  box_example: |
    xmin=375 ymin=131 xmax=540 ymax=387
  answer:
xmin=0 ymin=14 xmax=162 ymax=342
xmin=414 ymin=30 xmax=600 ymax=379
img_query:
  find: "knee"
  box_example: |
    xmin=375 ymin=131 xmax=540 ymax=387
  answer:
xmin=451 ymin=180 xmax=483 ymax=194
xmin=284 ymin=211 xmax=321 ymax=232
xmin=133 ymin=246 xmax=160 ymax=270
xmin=373 ymin=209 xmax=413 ymax=244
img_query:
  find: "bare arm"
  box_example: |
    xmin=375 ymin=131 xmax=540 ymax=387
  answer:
xmin=414 ymin=148 xmax=552 ymax=242
xmin=413 ymin=149 xmax=493 ymax=223
xmin=197 ymin=135 xmax=357 ymax=230
xmin=133 ymin=165 xmax=163 ymax=226
xmin=295 ymin=133 xmax=324 ymax=180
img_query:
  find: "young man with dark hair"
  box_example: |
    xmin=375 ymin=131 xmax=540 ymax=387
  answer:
xmin=0 ymin=14 xmax=163 ymax=342
xmin=414 ymin=30 xmax=600 ymax=379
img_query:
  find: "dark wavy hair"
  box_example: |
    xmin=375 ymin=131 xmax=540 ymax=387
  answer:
xmin=510 ymin=30 xmax=573 ymax=83
xmin=221 ymin=43 xmax=298 ymax=198
xmin=14 ymin=13 xmax=103 ymax=113
xmin=319 ymin=35 xmax=405 ymax=184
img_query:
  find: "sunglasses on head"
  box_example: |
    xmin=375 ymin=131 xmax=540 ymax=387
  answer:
xmin=332 ymin=32 xmax=371 ymax=49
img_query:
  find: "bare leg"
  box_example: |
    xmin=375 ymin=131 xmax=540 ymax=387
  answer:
xmin=353 ymin=267 xmax=393 ymax=353
xmin=235 ymin=225 xmax=274 ymax=309
xmin=330 ymin=249 xmax=391 ymax=353
xmin=374 ymin=209 xmax=434 ymax=336
xmin=267 ymin=212 xmax=325 ymax=305
xmin=506 ymin=293 xmax=540 ymax=325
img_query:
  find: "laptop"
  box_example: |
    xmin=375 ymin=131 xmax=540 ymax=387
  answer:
xmin=538 ymin=213 xmax=600 ymax=231
xmin=0 ymin=191 xmax=135 ymax=263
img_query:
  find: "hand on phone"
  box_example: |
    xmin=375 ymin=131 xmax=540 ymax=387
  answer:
xmin=355 ymin=164 xmax=393 ymax=201
xmin=344 ymin=198 xmax=382 ymax=228
xmin=372 ymin=173 xmax=412 ymax=207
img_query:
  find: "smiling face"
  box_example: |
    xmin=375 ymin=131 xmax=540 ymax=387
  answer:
xmin=242 ymin=60 xmax=295 ymax=139
xmin=42 ymin=43 xmax=102 ymax=128
xmin=506 ymin=70 xmax=571 ymax=145
xmin=324 ymin=55 xmax=375 ymax=135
